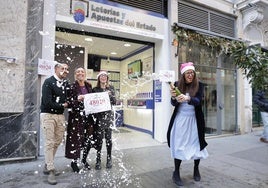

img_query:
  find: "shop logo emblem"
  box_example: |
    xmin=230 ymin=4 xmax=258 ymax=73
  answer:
xmin=73 ymin=1 xmax=86 ymax=23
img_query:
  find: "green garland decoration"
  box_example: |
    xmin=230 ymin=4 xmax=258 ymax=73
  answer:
xmin=171 ymin=23 xmax=268 ymax=90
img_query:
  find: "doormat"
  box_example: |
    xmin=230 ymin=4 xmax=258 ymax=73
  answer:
xmin=113 ymin=128 xmax=131 ymax=134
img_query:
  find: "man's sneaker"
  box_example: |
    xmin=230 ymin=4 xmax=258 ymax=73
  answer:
xmin=43 ymin=164 xmax=60 ymax=176
xmin=260 ymin=137 xmax=268 ymax=143
xmin=47 ymin=170 xmax=57 ymax=185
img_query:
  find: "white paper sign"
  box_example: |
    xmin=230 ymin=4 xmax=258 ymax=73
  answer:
xmin=86 ymin=69 xmax=93 ymax=79
xmin=38 ymin=58 xmax=57 ymax=75
xmin=84 ymin=92 xmax=112 ymax=115
xmin=159 ymin=70 xmax=175 ymax=82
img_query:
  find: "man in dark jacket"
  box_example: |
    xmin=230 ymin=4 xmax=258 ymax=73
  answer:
xmin=40 ymin=63 xmax=69 ymax=185
xmin=253 ymin=90 xmax=268 ymax=143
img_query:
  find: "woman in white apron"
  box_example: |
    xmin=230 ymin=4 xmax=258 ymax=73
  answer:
xmin=167 ymin=62 xmax=209 ymax=186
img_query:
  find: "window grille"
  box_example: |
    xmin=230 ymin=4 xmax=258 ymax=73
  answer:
xmin=108 ymin=0 xmax=168 ymax=17
xmin=178 ymin=1 xmax=235 ymax=38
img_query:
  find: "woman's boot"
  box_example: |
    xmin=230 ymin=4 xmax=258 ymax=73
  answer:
xmin=106 ymin=143 xmax=112 ymax=169
xmin=172 ymin=159 xmax=183 ymax=186
xmin=82 ymin=139 xmax=91 ymax=170
xmin=71 ymin=159 xmax=80 ymax=173
xmin=193 ymin=159 xmax=201 ymax=181
xmin=95 ymin=150 xmax=102 ymax=170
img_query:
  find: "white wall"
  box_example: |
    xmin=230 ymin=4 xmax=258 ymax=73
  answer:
xmin=192 ymin=0 xmax=234 ymax=15
xmin=0 ymin=0 xmax=27 ymax=112
xmin=153 ymin=19 xmax=173 ymax=142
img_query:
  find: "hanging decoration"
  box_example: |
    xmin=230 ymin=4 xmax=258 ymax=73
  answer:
xmin=171 ymin=23 xmax=268 ymax=90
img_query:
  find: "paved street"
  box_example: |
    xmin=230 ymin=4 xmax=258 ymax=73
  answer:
xmin=0 ymin=128 xmax=268 ymax=188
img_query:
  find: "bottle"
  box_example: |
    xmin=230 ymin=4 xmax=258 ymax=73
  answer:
xmin=168 ymin=82 xmax=181 ymax=96
xmin=185 ymin=92 xmax=190 ymax=102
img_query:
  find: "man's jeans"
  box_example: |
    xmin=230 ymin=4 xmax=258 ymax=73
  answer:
xmin=40 ymin=113 xmax=65 ymax=171
xmin=260 ymin=112 xmax=268 ymax=140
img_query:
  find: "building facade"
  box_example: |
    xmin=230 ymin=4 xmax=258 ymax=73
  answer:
xmin=0 ymin=0 xmax=267 ymax=162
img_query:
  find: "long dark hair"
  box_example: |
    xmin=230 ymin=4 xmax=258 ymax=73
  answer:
xmin=96 ymin=75 xmax=110 ymax=88
xmin=178 ymin=71 xmax=199 ymax=96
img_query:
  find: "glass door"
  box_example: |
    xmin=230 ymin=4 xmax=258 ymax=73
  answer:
xmin=197 ymin=58 xmax=237 ymax=135
xmin=198 ymin=66 xmax=218 ymax=135
xmin=216 ymin=55 xmax=237 ymax=134
xmin=198 ymin=67 xmax=236 ymax=135
xmin=179 ymin=42 xmax=237 ymax=136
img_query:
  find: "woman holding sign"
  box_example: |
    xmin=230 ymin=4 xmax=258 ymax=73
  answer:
xmin=84 ymin=71 xmax=116 ymax=170
xmin=167 ymin=62 xmax=208 ymax=186
xmin=65 ymin=67 xmax=94 ymax=173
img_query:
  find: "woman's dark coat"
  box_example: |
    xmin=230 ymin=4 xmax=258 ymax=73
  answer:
xmin=65 ymin=81 xmax=94 ymax=159
xmin=167 ymin=81 xmax=208 ymax=151
xmin=92 ymin=85 xmax=116 ymax=150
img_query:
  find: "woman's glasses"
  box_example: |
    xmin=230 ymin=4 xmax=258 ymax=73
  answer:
xmin=185 ymin=71 xmax=195 ymax=76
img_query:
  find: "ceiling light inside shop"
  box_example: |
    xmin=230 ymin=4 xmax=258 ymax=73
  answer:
xmin=124 ymin=43 xmax=131 ymax=47
xmin=110 ymin=52 xmax=117 ymax=55
xmin=85 ymin=37 xmax=93 ymax=42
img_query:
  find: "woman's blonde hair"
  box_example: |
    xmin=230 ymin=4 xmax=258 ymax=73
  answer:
xmin=74 ymin=67 xmax=86 ymax=80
